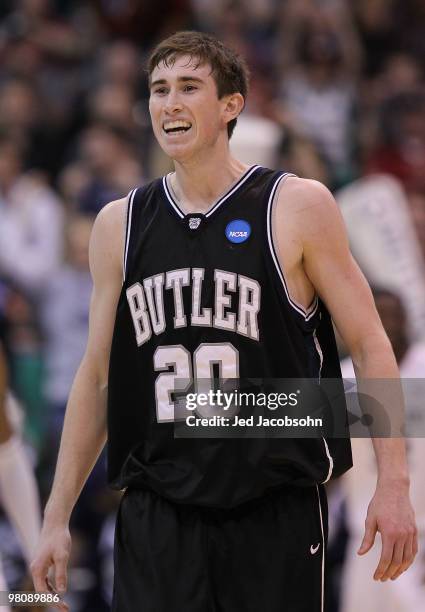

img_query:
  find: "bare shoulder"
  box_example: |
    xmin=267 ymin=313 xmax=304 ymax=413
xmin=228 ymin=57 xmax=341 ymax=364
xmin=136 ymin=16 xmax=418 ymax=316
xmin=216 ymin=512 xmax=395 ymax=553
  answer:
xmin=276 ymin=176 xmax=346 ymax=244
xmin=277 ymin=176 xmax=337 ymax=214
xmin=89 ymin=197 xmax=128 ymax=281
xmin=94 ymin=196 xmax=128 ymax=234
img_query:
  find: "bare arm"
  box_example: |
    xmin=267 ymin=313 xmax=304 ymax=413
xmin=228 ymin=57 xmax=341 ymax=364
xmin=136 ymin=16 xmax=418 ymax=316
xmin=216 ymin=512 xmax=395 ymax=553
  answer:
xmin=31 ymin=197 xmax=127 ymax=601
xmin=276 ymin=178 xmax=417 ymax=581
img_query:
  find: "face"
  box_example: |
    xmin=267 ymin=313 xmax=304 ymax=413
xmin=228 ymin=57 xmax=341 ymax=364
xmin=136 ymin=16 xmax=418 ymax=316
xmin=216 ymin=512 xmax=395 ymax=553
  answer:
xmin=149 ymin=55 xmax=239 ymax=162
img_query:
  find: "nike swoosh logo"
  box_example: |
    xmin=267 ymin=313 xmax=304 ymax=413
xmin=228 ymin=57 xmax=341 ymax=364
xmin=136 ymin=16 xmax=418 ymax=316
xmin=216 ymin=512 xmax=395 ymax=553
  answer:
xmin=310 ymin=542 xmax=321 ymax=555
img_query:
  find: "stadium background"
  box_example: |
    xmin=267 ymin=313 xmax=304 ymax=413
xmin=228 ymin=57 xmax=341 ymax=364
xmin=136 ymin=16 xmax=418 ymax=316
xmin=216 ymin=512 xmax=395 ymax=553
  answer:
xmin=0 ymin=0 xmax=424 ymax=610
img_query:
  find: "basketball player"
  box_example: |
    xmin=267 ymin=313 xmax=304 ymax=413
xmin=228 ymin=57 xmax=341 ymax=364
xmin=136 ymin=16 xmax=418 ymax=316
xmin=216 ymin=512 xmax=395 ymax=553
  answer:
xmin=31 ymin=32 xmax=417 ymax=611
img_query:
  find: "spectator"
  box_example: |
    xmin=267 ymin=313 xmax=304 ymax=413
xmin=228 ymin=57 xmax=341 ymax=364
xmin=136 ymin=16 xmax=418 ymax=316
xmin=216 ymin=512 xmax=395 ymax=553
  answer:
xmin=88 ymin=82 xmax=140 ymax=137
xmin=40 ymin=213 xmax=93 ymax=438
xmin=230 ymin=71 xmax=283 ymax=168
xmin=96 ymin=40 xmax=141 ymax=90
xmin=1 ymin=283 xmax=44 ymax=448
xmin=89 ymin=0 xmax=194 ymax=50
xmin=0 ymin=136 xmax=64 ymax=297
xmin=76 ymin=123 xmax=143 ymax=214
xmin=352 ymin=0 xmax=398 ymax=76
xmin=0 ymin=79 xmax=40 ymax=153
xmin=367 ymin=90 xmax=425 ymax=190
xmin=279 ymin=0 xmax=361 ymax=188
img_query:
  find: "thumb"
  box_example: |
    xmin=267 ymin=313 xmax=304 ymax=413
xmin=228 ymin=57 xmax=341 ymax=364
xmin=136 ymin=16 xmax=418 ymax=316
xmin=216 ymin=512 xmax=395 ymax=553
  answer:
xmin=358 ymin=520 xmax=377 ymax=555
xmin=54 ymin=555 xmax=68 ymax=593
xmin=53 ymin=553 xmax=68 ymax=593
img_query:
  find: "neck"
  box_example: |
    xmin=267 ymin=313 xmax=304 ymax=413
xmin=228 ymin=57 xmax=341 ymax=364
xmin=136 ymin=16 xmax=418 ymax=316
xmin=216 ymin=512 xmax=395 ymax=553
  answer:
xmin=170 ymin=144 xmax=250 ymax=214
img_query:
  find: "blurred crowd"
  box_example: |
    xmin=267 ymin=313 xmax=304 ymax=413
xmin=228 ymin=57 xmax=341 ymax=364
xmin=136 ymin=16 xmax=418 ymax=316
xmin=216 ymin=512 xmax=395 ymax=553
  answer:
xmin=0 ymin=0 xmax=425 ymax=610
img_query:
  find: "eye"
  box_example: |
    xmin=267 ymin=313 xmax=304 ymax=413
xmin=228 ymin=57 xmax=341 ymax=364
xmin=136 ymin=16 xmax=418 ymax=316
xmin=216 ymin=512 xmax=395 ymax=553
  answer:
xmin=183 ymin=85 xmax=197 ymax=92
xmin=153 ymin=87 xmax=167 ymax=95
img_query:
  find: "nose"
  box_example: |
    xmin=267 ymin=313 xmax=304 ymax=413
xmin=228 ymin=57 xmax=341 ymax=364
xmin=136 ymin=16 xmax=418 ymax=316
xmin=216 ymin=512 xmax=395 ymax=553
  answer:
xmin=164 ymin=90 xmax=183 ymax=115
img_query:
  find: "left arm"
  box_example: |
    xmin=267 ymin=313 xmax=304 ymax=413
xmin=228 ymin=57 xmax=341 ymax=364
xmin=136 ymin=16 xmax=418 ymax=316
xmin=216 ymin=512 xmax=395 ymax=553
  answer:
xmin=282 ymin=178 xmax=417 ymax=581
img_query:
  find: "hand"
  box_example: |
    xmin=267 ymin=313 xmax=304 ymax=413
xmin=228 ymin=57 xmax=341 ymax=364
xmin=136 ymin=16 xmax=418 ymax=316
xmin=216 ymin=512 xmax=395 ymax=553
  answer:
xmin=358 ymin=480 xmax=418 ymax=581
xmin=30 ymin=524 xmax=71 ymax=611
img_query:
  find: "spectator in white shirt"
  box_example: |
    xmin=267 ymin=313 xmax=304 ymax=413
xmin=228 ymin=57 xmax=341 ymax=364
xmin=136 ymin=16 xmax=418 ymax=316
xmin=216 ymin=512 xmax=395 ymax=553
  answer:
xmin=0 ymin=137 xmax=64 ymax=298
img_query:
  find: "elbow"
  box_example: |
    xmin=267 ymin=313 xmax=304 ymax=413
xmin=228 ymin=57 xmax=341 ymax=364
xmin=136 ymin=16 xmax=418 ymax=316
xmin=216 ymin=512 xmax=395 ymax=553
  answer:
xmin=99 ymin=380 xmax=109 ymax=394
xmin=79 ymin=354 xmax=109 ymax=394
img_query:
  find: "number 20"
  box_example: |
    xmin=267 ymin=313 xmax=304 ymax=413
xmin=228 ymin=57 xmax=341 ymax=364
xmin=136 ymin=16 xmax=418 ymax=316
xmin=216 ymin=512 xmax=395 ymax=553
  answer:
xmin=153 ymin=343 xmax=239 ymax=422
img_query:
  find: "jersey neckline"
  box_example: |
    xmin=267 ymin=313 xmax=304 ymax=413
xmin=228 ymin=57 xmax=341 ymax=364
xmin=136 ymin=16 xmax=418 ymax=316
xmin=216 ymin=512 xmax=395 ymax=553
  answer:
xmin=162 ymin=165 xmax=261 ymax=220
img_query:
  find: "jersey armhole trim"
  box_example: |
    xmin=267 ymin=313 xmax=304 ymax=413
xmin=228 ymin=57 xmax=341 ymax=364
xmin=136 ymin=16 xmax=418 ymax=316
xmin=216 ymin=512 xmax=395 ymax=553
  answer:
xmin=266 ymin=173 xmax=319 ymax=321
xmin=123 ymin=188 xmax=137 ymax=284
xmin=313 ymin=330 xmax=334 ymax=483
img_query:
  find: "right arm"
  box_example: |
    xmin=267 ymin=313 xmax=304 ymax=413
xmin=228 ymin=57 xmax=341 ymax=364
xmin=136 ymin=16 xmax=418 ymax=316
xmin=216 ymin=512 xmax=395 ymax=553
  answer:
xmin=30 ymin=198 xmax=127 ymax=601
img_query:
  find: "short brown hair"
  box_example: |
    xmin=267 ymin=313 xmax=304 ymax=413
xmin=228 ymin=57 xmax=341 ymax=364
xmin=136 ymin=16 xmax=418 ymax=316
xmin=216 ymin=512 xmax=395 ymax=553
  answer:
xmin=147 ymin=31 xmax=249 ymax=139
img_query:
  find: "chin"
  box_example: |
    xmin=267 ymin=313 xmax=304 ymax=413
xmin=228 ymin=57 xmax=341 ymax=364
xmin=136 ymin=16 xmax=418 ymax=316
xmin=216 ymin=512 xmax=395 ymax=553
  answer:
xmin=161 ymin=143 xmax=194 ymax=162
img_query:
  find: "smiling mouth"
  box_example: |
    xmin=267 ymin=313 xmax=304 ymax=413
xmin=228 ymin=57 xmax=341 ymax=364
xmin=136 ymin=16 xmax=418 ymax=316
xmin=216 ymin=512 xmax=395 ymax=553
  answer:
xmin=163 ymin=120 xmax=192 ymax=135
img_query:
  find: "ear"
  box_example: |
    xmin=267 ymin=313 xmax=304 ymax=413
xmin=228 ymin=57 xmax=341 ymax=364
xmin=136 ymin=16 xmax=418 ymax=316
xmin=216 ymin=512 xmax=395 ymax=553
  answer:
xmin=222 ymin=92 xmax=245 ymax=125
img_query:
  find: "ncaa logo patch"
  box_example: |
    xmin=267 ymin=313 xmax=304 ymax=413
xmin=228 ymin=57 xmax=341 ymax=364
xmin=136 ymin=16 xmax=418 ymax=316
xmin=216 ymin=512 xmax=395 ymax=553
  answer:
xmin=188 ymin=217 xmax=202 ymax=230
xmin=225 ymin=219 xmax=251 ymax=244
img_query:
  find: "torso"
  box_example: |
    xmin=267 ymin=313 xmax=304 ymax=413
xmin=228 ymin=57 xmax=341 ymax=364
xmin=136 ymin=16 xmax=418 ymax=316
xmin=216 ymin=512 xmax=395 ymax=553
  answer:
xmin=106 ymin=166 xmax=352 ymax=507
xmin=168 ymin=171 xmax=316 ymax=312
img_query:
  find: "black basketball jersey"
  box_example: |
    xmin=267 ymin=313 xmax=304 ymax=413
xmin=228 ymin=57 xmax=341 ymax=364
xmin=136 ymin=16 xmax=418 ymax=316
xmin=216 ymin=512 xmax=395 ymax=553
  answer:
xmin=107 ymin=166 xmax=352 ymax=508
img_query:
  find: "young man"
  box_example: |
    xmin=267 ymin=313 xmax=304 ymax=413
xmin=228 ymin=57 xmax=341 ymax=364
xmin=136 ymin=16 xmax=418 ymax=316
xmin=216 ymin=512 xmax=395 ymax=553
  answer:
xmin=31 ymin=31 xmax=417 ymax=611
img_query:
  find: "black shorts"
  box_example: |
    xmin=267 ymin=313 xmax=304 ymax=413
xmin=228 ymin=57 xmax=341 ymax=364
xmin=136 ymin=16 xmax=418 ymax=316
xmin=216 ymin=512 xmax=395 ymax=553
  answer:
xmin=113 ymin=484 xmax=328 ymax=612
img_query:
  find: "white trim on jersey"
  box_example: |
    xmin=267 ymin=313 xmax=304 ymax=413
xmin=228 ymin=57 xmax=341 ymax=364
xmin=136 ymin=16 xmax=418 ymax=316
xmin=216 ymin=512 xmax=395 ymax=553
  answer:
xmin=316 ymin=484 xmax=326 ymax=612
xmin=267 ymin=173 xmax=334 ymax=482
xmin=266 ymin=173 xmax=319 ymax=321
xmin=162 ymin=176 xmax=185 ymax=218
xmin=313 ymin=330 xmax=335 ymax=484
xmin=313 ymin=329 xmax=324 ymax=382
xmin=321 ymin=438 xmax=334 ymax=484
xmin=123 ymin=188 xmax=137 ymax=283
xmin=162 ymin=165 xmax=261 ymax=219
xmin=205 ymin=165 xmax=260 ymax=218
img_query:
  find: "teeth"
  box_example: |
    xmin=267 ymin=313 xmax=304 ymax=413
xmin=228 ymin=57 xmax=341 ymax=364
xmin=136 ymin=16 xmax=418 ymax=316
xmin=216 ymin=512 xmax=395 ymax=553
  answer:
xmin=164 ymin=120 xmax=191 ymax=132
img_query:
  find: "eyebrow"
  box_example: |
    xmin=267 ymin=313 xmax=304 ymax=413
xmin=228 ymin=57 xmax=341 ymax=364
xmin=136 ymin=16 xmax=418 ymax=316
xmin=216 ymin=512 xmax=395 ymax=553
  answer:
xmin=150 ymin=76 xmax=205 ymax=89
